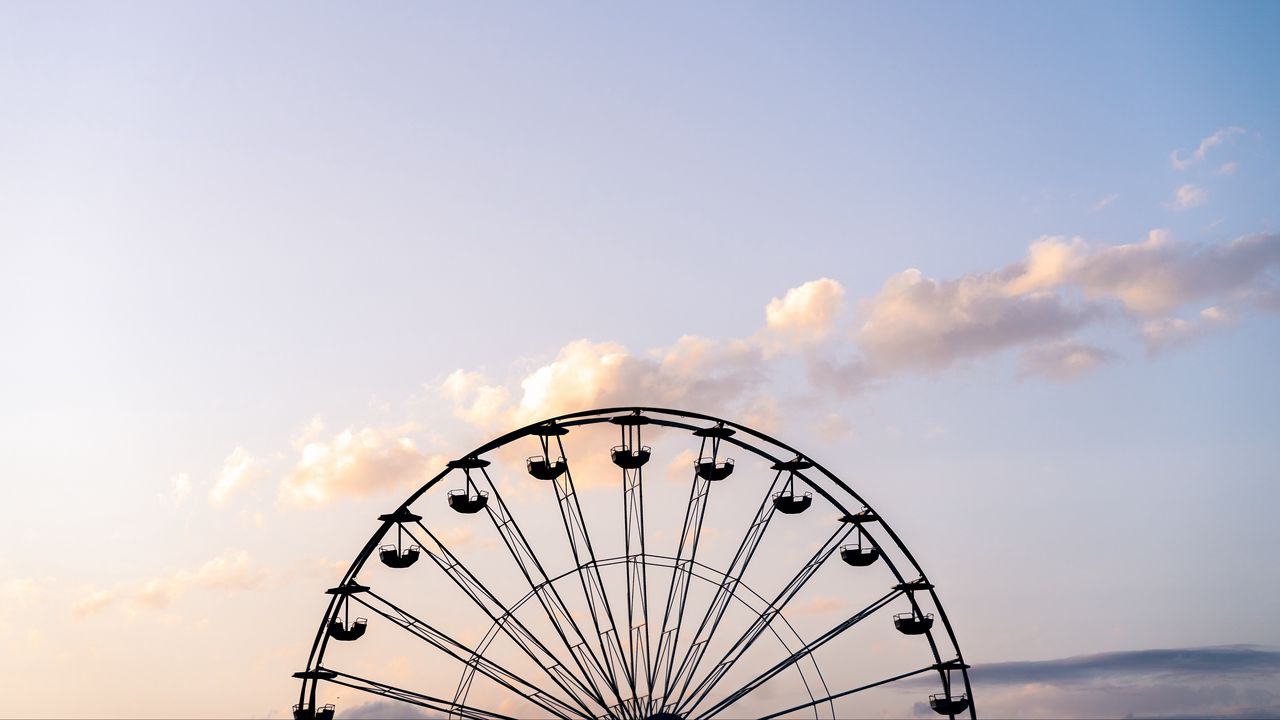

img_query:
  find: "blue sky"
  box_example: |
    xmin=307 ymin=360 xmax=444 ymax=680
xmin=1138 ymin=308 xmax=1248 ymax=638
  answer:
xmin=1 ymin=2 xmax=1278 ymax=718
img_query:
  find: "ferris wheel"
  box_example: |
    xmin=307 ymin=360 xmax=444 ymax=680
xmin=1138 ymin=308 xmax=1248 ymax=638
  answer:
xmin=291 ymin=407 xmax=974 ymax=719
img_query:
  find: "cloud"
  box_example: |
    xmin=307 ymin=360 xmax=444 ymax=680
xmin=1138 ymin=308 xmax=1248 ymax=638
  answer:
xmin=3 ymin=577 xmax=39 ymax=603
xmin=1011 ymin=231 xmax=1280 ymax=316
xmin=761 ymin=277 xmax=846 ymax=351
xmin=209 ymin=446 xmax=260 ymax=507
xmin=1020 ymin=341 xmax=1117 ymax=381
xmin=130 ymin=550 xmax=265 ymax=611
xmin=279 ymin=423 xmax=444 ymax=506
xmin=1216 ymin=162 xmax=1240 ymax=176
xmin=813 ymin=412 xmax=854 ymax=443
xmin=1171 ymin=127 xmax=1245 ymax=170
xmin=1142 ymin=306 xmax=1235 ymax=355
xmin=441 ymin=370 xmax=511 ymax=429
xmin=71 ymin=589 xmax=117 ymax=619
xmin=665 ymin=448 xmax=699 ymax=482
xmin=854 ymin=267 xmax=1096 ymax=372
xmin=1170 ymin=184 xmax=1208 ymax=210
xmin=789 ymin=596 xmax=845 ymax=615
xmin=72 ymin=551 xmax=266 ymax=618
xmin=427 ymin=231 xmax=1279 ymax=428
xmin=1091 ymin=193 xmax=1119 ymax=212
xmin=909 ymin=646 xmax=1280 ymax=719
xmin=338 ymin=700 xmax=438 ymax=719
xmin=975 ymin=645 xmax=1280 ymax=685
xmin=443 ymin=336 xmax=766 ymax=433
xmin=170 ymin=472 xmax=192 ymax=505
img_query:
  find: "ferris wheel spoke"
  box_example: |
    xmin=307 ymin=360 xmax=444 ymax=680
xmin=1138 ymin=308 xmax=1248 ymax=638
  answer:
xmin=398 ymin=522 xmax=606 ymax=717
xmin=691 ymin=587 xmax=904 ymax=720
xmin=351 ymin=591 xmax=586 ymax=720
xmin=664 ymin=469 xmax=785 ymax=710
xmin=323 ymin=668 xmax=521 ymax=720
xmin=675 ymin=520 xmax=854 ymax=717
xmin=472 ymin=465 xmax=629 ymax=713
xmin=547 ymin=436 xmax=636 ymax=712
xmin=616 ymin=419 xmax=653 ymax=714
xmin=755 ymin=663 xmax=938 ymax=720
xmin=649 ymin=447 xmax=716 ymax=705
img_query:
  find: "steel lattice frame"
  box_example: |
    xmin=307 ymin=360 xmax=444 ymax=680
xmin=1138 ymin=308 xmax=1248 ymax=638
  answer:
xmin=292 ymin=407 xmax=975 ymax=720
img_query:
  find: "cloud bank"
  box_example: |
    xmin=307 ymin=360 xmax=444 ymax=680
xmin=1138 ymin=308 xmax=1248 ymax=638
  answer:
xmin=431 ymin=230 xmax=1279 ymax=439
xmin=927 ymin=645 xmax=1280 ymax=719
xmin=237 ymin=230 xmax=1278 ymax=506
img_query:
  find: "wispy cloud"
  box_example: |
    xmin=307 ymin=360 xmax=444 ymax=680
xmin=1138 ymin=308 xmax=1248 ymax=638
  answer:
xmin=209 ymin=446 xmax=260 ymax=507
xmin=70 ymin=589 xmax=116 ymax=619
xmin=1216 ymin=162 xmax=1240 ymax=176
xmin=1170 ymin=183 xmax=1208 ymax=210
xmin=1091 ymin=193 xmax=1120 ymax=212
xmin=73 ymin=550 xmax=266 ymax=617
xmin=1020 ymin=341 xmax=1118 ymax=381
xmin=170 ymin=472 xmax=192 ymax=506
xmin=1142 ymin=306 xmax=1235 ymax=355
xmin=1171 ymin=127 xmax=1245 ymax=170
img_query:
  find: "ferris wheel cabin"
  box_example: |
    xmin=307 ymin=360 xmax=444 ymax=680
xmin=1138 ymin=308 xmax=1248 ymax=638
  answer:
xmin=292 ymin=703 xmax=334 ymax=720
xmin=526 ymin=456 xmax=568 ymax=480
xmin=930 ymin=693 xmax=971 ymax=715
xmin=894 ymin=612 xmax=935 ymax=635
xmin=327 ymin=617 xmax=367 ymax=641
xmin=447 ymin=489 xmax=489 ymax=513
xmin=695 ymin=456 xmax=734 ymax=480
xmin=611 ymin=445 xmax=652 ymax=469
xmin=379 ymin=544 xmax=420 ymax=568
xmin=840 ymin=545 xmax=880 ymax=566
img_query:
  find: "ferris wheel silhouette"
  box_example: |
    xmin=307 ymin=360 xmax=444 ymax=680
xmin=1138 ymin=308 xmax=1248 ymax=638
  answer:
xmin=292 ymin=407 xmax=973 ymax=719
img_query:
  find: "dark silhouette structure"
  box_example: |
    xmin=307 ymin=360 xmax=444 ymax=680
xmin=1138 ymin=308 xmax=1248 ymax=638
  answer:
xmin=292 ymin=407 xmax=973 ymax=719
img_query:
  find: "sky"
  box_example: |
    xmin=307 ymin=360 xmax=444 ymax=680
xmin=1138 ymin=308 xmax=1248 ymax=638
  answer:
xmin=2 ymin=1 xmax=1279 ymax=718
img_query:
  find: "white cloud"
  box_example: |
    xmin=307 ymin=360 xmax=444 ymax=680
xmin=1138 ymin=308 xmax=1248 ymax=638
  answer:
xmin=1090 ymin=193 xmax=1119 ymax=212
xmin=442 ymin=335 xmax=765 ymax=432
xmin=279 ymin=423 xmax=443 ymax=506
xmin=1216 ymin=161 xmax=1240 ymax=176
xmin=1194 ymin=127 xmax=1245 ymax=159
xmin=441 ymin=370 xmax=511 ymax=430
xmin=170 ymin=472 xmax=192 ymax=506
xmin=1170 ymin=183 xmax=1208 ymax=210
xmin=1019 ymin=341 xmax=1117 ymax=382
xmin=761 ymin=277 xmax=846 ymax=351
xmin=1171 ymin=126 xmax=1245 ymax=169
xmin=209 ymin=447 xmax=259 ymax=507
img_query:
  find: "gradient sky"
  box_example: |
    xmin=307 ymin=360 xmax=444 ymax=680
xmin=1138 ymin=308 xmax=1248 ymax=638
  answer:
xmin=2 ymin=2 xmax=1279 ymax=718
